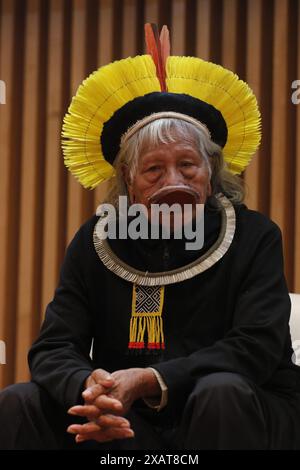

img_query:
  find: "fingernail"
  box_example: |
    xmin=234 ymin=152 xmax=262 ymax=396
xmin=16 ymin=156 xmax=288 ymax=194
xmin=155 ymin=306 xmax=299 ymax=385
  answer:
xmin=120 ymin=422 xmax=130 ymax=428
xmin=68 ymin=408 xmax=77 ymax=415
xmin=82 ymin=390 xmax=92 ymax=398
xmin=125 ymin=430 xmax=134 ymax=438
xmin=67 ymin=427 xmax=76 ymax=434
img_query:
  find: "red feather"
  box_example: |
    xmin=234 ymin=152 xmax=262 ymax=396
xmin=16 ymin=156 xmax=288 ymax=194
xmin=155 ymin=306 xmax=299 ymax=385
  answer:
xmin=160 ymin=25 xmax=170 ymax=69
xmin=144 ymin=23 xmax=167 ymax=92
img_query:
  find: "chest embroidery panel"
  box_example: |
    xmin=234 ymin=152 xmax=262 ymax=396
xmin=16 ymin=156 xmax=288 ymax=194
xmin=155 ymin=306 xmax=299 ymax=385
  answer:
xmin=129 ymin=284 xmax=165 ymax=352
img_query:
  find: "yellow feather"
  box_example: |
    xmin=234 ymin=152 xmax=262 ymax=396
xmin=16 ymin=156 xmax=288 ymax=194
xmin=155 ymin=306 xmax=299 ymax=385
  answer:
xmin=166 ymin=56 xmax=261 ymax=174
xmin=62 ymin=53 xmax=262 ymax=189
xmin=62 ymin=55 xmax=160 ymax=189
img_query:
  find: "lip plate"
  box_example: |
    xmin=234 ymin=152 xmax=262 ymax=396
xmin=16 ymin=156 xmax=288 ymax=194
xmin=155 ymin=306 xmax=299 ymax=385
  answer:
xmin=148 ymin=185 xmax=200 ymax=206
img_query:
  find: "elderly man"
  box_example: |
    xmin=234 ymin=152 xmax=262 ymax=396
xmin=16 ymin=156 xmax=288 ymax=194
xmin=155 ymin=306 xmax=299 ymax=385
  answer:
xmin=0 ymin=25 xmax=300 ymax=450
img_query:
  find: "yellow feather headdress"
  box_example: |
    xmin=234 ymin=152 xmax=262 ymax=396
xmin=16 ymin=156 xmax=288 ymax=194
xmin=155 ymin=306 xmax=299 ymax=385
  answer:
xmin=62 ymin=25 xmax=261 ymax=189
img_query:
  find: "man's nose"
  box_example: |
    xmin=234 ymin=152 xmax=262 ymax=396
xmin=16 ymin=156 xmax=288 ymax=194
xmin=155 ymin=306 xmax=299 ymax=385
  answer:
xmin=163 ymin=167 xmax=184 ymax=186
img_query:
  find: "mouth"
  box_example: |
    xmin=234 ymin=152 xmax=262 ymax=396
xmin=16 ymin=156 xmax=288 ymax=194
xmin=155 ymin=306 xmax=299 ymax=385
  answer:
xmin=148 ymin=184 xmax=200 ymax=207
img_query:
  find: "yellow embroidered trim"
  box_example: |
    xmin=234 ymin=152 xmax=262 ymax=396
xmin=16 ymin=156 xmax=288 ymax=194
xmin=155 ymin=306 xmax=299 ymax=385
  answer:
xmin=128 ymin=284 xmax=165 ymax=351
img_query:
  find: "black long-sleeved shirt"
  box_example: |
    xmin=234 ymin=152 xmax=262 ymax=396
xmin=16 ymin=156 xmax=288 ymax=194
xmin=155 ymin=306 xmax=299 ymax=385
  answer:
xmin=28 ymin=202 xmax=300 ymax=417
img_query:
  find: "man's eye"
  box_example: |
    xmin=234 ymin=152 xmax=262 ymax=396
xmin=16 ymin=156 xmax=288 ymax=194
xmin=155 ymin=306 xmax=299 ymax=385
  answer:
xmin=147 ymin=166 xmax=161 ymax=172
xmin=181 ymin=161 xmax=194 ymax=167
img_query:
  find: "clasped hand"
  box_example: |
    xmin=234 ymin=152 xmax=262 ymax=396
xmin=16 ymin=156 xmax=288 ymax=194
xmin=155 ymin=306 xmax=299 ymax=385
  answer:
xmin=67 ymin=367 xmax=160 ymax=444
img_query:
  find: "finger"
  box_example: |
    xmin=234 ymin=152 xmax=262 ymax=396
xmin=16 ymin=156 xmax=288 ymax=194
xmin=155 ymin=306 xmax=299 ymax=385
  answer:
xmin=96 ymin=414 xmax=130 ymax=428
xmin=82 ymin=383 xmax=109 ymax=402
xmin=93 ymin=395 xmax=123 ymax=413
xmin=67 ymin=422 xmax=102 ymax=435
xmin=75 ymin=427 xmax=135 ymax=443
xmin=68 ymin=404 xmax=101 ymax=420
xmin=103 ymin=426 xmax=135 ymax=441
xmin=68 ymin=417 xmax=131 ymax=435
xmin=91 ymin=369 xmax=115 ymax=387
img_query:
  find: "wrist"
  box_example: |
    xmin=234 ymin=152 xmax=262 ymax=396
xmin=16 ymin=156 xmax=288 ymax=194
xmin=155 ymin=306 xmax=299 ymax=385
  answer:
xmin=134 ymin=368 xmax=161 ymax=399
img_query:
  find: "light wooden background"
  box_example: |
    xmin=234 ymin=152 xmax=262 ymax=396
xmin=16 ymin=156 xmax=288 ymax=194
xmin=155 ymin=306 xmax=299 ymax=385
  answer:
xmin=0 ymin=0 xmax=299 ymax=388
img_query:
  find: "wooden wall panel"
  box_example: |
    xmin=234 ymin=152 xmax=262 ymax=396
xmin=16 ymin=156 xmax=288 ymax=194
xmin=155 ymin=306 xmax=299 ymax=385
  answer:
xmin=244 ymin=0 xmax=273 ymax=214
xmin=15 ymin=0 xmax=48 ymax=381
xmin=172 ymin=0 xmax=188 ymax=55
xmin=295 ymin=2 xmax=300 ymax=293
xmin=195 ymin=0 xmax=213 ymax=60
xmin=0 ymin=0 xmax=16 ymax=387
xmin=40 ymin=0 xmax=70 ymax=326
xmin=93 ymin=0 xmax=115 ymax=210
xmin=0 ymin=0 xmax=26 ymax=387
xmin=244 ymin=0 xmax=264 ymax=210
xmin=66 ymin=0 xmax=94 ymax=244
xmin=270 ymin=0 xmax=298 ymax=288
xmin=144 ymin=0 xmax=172 ymax=35
xmin=0 ymin=0 xmax=300 ymax=387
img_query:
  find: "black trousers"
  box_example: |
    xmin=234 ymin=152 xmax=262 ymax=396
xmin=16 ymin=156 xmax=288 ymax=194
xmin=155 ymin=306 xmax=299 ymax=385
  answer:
xmin=1 ymin=372 xmax=300 ymax=450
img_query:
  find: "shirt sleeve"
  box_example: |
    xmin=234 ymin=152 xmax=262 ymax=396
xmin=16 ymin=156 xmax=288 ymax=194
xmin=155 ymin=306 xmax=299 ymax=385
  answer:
xmin=149 ymin=223 xmax=292 ymax=415
xmin=142 ymin=367 xmax=168 ymax=411
xmin=28 ymin=224 xmax=94 ymax=410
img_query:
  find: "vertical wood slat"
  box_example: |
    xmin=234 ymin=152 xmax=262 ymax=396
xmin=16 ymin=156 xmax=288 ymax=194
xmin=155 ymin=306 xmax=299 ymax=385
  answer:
xmin=0 ymin=0 xmax=17 ymax=388
xmin=222 ymin=0 xmax=240 ymax=72
xmin=171 ymin=0 xmax=197 ymax=57
xmin=243 ymin=0 xmax=263 ymax=210
xmin=196 ymin=0 xmax=223 ymax=63
xmin=94 ymin=0 xmax=114 ymax=210
xmin=270 ymin=0 xmax=297 ymax=288
xmin=143 ymin=0 xmax=172 ymax=36
xmin=40 ymin=0 xmax=70 ymax=322
xmin=171 ymin=0 xmax=188 ymax=55
xmin=222 ymin=0 xmax=246 ymax=77
xmin=66 ymin=0 xmax=94 ymax=244
xmin=97 ymin=0 xmax=114 ymax=66
xmin=15 ymin=0 xmax=47 ymax=382
xmin=195 ymin=0 xmax=214 ymax=61
xmin=144 ymin=0 xmax=160 ymax=26
xmin=244 ymin=0 xmax=274 ymax=214
xmin=294 ymin=0 xmax=300 ymax=292
xmin=244 ymin=0 xmax=274 ymax=215
xmin=1 ymin=0 xmax=300 ymax=388
xmin=0 ymin=0 xmax=25 ymax=389
xmin=66 ymin=0 xmax=88 ymax=244
xmin=122 ymin=0 xmax=139 ymax=57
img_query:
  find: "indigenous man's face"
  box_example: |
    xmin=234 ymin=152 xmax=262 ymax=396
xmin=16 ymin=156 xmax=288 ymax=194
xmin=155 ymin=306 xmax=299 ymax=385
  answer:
xmin=125 ymin=141 xmax=212 ymax=225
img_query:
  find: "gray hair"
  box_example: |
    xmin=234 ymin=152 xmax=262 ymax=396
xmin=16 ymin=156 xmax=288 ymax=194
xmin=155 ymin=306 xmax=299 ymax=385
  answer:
xmin=105 ymin=118 xmax=245 ymax=207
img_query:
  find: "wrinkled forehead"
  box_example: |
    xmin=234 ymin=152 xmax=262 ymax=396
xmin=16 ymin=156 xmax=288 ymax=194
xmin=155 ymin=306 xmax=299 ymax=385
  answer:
xmin=132 ymin=118 xmax=203 ymax=155
xmin=139 ymin=142 xmax=202 ymax=163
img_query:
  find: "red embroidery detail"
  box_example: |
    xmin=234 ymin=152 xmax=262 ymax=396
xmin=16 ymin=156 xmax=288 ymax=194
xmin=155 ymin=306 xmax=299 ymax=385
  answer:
xmin=128 ymin=342 xmax=145 ymax=349
xmin=128 ymin=341 xmax=165 ymax=350
xmin=147 ymin=342 xmax=165 ymax=350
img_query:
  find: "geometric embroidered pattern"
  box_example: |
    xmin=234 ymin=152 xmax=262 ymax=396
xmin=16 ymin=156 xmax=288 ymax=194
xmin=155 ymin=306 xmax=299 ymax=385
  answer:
xmin=128 ymin=283 xmax=165 ymax=352
xmin=135 ymin=285 xmax=161 ymax=313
